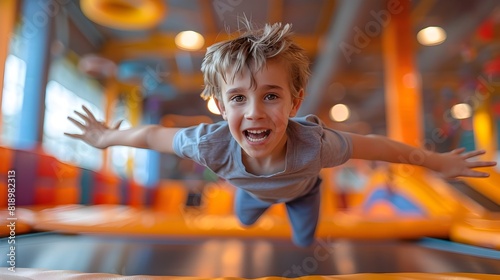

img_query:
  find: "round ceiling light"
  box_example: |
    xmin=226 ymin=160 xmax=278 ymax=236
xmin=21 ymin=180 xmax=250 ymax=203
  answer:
xmin=80 ymin=0 xmax=166 ymax=30
xmin=175 ymin=31 xmax=205 ymax=51
xmin=417 ymin=26 xmax=447 ymax=46
xmin=329 ymin=104 xmax=350 ymax=122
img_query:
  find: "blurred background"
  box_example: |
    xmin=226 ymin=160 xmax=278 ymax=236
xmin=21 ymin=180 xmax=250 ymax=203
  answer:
xmin=1 ymin=0 xmax=500 ymax=184
xmin=0 ymin=0 xmax=500 ymax=277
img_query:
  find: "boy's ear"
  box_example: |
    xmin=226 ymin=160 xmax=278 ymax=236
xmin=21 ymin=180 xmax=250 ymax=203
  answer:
xmin=289 ymin=89 xmax=304 ymax=117
xmin=215 ymin=98 xmax=227 ymax=120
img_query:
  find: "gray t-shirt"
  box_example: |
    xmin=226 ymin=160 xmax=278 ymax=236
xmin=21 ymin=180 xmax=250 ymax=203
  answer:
xmin=173 ymin=115 xmax=352 ymax=203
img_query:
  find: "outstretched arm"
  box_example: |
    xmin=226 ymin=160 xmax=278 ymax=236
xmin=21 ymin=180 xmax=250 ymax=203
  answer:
xmin=65 ymin=106 xmax=180 ymax=154
xmin=348 ymin=133 xmax=497 ymax=178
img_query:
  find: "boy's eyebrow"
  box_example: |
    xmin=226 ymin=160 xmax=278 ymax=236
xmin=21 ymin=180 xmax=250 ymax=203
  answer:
xmin=224 ymin=84 xmax=284 ymax=95
xmin=261 ymin=84 xmax=284 ymax=91
xmin=224 ymin=87 xmax=246 ymax=95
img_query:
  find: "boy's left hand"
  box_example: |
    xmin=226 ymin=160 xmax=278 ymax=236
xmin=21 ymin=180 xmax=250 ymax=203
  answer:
xmin=435 ymin=148 xmax=497 ymax=179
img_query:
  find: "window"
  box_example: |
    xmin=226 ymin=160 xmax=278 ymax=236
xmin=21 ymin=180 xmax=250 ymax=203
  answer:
xmin=1 ymin=54 xmax=26 ymax=145
xmin=43 ymin=80 xmax=104 ymax=170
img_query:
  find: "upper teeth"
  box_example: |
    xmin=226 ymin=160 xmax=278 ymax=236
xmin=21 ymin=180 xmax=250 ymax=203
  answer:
xmin=247 ymin=129 xmax=267 ymax=134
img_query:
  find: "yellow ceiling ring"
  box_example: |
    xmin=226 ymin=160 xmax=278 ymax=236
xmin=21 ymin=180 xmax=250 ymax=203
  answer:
xmin=80 ymin=0 xmax=167 ymax=30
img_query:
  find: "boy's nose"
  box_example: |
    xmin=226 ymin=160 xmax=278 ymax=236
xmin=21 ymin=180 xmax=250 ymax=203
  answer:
xmin=245 ymin=101 xmax=265 ymax=120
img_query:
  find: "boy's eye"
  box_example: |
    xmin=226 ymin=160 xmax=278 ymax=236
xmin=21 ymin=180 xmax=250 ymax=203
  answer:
xmin=230 ymin=95 xmax=245 ymax=102
xmin=264 ymin=94 xmax=278 ymax=100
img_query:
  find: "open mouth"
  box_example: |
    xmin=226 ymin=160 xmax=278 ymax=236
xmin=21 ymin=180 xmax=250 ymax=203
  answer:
xmin=244 ymin=129 xmax=271 ymax=142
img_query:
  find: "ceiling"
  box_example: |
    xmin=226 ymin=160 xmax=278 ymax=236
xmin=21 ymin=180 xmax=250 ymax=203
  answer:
xmin=60 ymin=0 xmax=500 ymax=133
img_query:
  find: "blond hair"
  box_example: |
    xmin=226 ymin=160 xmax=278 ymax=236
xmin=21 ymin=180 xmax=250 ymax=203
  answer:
xmin=200 ymin=20 xmax=310 ymax=101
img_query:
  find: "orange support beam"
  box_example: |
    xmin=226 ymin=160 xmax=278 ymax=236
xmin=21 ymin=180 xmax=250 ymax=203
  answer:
xmin=102 ymin=77 xmax=119 ymax=172
xmin=125 ymin=85 xmax=143 ymax=178
xmin=0 ymin=0 xmax=17 ymax=135
xmin=382 ymin=0 xmax=423 ymax=145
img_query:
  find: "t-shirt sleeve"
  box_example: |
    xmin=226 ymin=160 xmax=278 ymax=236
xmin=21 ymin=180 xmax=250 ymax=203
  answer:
xmin=172 ymin=125 xmax=205 ymax=164
xmin=172 ymin=122 xmax=229 ymax=167
xmin=300 ymin=115 xmax=352 ymax=168
xmin=321 ymin=127 xmax=353 ymax=167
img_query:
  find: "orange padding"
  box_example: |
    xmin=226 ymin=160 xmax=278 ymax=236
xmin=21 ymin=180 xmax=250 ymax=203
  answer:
xmin=450 ymin=213 xmax=500 ymax=250
xmin=29 ymin=204 xmax=451 ymax=239
xmin=1 ymin=269 xmax=500 ymax=280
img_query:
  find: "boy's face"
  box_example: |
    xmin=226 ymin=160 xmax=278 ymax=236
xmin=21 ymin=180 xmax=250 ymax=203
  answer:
xmin=217 ymin=59 xmax=303 ymax=160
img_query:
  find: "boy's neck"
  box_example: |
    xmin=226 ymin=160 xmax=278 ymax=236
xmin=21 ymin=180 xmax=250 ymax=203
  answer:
xmin=241 ymin=144 xmax=287 ymax=176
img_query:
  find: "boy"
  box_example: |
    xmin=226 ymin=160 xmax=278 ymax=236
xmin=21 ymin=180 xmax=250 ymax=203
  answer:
xmin=66 ymin=21 xmax=496 ymax=247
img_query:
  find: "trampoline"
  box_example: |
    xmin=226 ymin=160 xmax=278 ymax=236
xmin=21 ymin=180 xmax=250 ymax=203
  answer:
xmin=1 ymin=232 xmax=499 ymax=278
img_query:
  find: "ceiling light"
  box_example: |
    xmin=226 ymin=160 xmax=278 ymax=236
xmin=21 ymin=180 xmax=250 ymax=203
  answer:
xmin=417 ymin=26 xmax=447 ymax=46
xmin=451 ymin=103 xmax=472 ymax=120
xmin=329 ymin=104 xmax=350 ymax=122
xmin=80 ymin=0 xmax=167 ymax=30
xmin=175 ymin=31 xmax=205 ymax=51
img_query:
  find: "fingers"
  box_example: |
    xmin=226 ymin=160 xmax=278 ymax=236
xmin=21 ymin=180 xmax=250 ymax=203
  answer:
xmin=464 ymin=169 xmax=490 ymax=178
xmin=113 ymin=120 xmax=123 ymax=129
xmin=457 ymin=149 xmax=497 ymax=167
xmin=452 ymin=147 xmax=466 ymax=154
xmin=82 ymin=105 xmax=98 ymax=123
xmin=462 ymin=148 xmax=497 ymax=168
xmin=74 ymin=111 xmax=90 ymax=124
xmin=66 ymin=106 xmax=101 ymax=137
xmin=67 ymin=116 xmax=86 ymax=131
xmin=462 ymin=149 xmax=486 ymax=159
xmin=63 ymin=132 xmax=83 ymax=139
xmin=70 ymin=106 xmax=105 ymax=127
xmin=467 ymin=160 xmax=497 ymax=168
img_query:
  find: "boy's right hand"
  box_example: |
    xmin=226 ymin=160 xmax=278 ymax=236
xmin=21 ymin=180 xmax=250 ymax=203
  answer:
xmin=65 ymin=105 xmax=122 ymax=149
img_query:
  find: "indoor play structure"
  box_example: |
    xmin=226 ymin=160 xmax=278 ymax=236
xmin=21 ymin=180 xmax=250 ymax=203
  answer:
xmin=0 ymin=0 xmax=499 ymax=279
xmin=1 ymin=145 xmax=499 ymax=245
xmin=0 ymin=145 xmax=499 ymax=278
